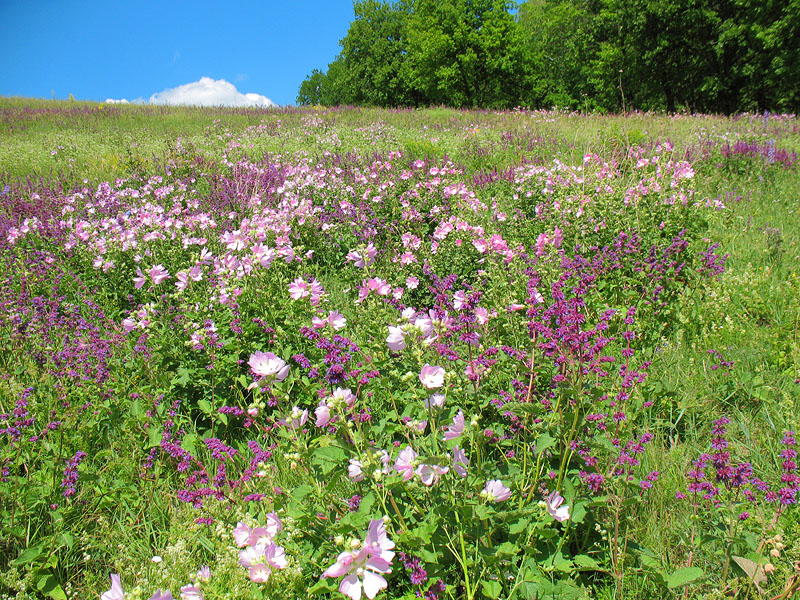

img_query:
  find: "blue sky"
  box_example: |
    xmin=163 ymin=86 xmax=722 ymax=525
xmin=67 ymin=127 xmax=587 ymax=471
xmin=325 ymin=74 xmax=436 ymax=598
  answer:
xmin=0 ymin=1 xmax=356 ymax=106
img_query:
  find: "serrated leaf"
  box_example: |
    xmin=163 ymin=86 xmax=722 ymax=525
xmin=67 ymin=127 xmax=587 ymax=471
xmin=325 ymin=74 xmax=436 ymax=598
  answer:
xmin=496 ymin=542 xmax=520 ymax=558
xmin=535 ymin=432 xmax=556 ymax=453
xmin=666 ymin=566 xmax=704 ymax=588
xmin=312 ymin=446 xmax=346 ymax=475
xmin=509 ymin=517 xmax=530 ymax=535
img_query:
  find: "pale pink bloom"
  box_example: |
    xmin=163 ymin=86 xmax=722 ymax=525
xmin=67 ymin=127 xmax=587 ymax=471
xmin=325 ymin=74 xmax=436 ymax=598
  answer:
xmin=530 ymin=287 xmax=544 ymax=304
xmin=415 ymin=463 xmax=449 ymax=486
xmin=535 ymin=232 xmax=549 ymax=256
xmin=483 ymin=479 xmax=512 ymax=503
xmin=331 ymin=387 xmax=356 ymax=408
xmin=424 ymin=394 xmax=445 ymax=410
xmin=507 ymin=303 xmax=526 ymax=312
xmin=406 ymin=276 xmax=419 ymax=290
xmin=386 ymin=326 xmax=407 ymax=352
xmin=322 ymin=519 xmax=395 ymax=600
xmin=133 ymin=267 xmax=147 ymax=289
xmin=399 ymin=251 xmax=417 ymax=266
xmin=545 ymin=491 xmax=570 ymax=522
xmin=414 ymin=317 xmax=435 ymax=339
xmin=280 ymin=406 xmax=308 ymax=430
xmin=315 ymin=403 xmax=332 ymax=428
xmin=121 ymin=318 xmax=137 ymax=332
xmin=195 ymin=566 xmax=211 ymax=582
xmin=239 ymin=541 xmax=288 ymax=583
xmin=453 ymin=290 xmax=467 ymax=310
xmin=394 ymin=446 xmax=417 ymax=481
xmin=179 ymin=585 xmax=203 ymax=600
xmin=452 ymin=446 xmax=469 ymax=477
xmin=247 ymin=407 xmax=259 ymax=417
xmin=419 ymin=364 xmax=445 ymax=389
xmin=148 ymin=592 xmax=173 ymax=600
xmin=443 ymin=410 xmax=464 ymax=441
xmin=475 ymin=307 xmax=489 ymax=325
xmin=233 ymin=521 xmax=253 ymax=547
xmin=288 ymin=278 xmax=310 ymax=300
xmin=348 ymin=459 xmax=365 ymax=482
xmin=188 ymin=265 xmax=203 ymax=282
xmin=248 ymin=351 xmax=290 ymax=381
xmin=175 ymin=270 xmax=189 ymax=291
xmin=552 ymin=227 xmax=563 ymax=248
xmin=101 ymin=574 xmax=125 ymax=600
xmin=149 ymin=265 xmax=170 ymax=285
xmin=314 ymin=311 xmax=347 ymax=331
xmin=346 ymin=243 xmax=377 ymax=268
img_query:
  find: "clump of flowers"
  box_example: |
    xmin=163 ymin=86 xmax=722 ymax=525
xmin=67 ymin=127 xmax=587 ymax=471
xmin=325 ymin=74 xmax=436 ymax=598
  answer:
xmin=323 ymin=519 xmax=395 ymax=600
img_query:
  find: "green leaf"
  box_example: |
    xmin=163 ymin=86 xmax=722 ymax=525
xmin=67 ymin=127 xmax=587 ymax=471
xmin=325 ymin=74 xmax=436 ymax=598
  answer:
xmin=535 ymin=432 xmax=556 ymax=453
xmin=496 ymin=542 xmax=520 ymax=558
xmin=37 ymin=572 xmax=67 ymax=600
xmin=13 ymin=545 xmax=42 ymax=565
xmin=509 ymin=517 xmax=530 ymax=535
xmin=481 ymin=580 xmax=503 ymax=599
xmin=308 ymin=577 xmax=338 ymax=595
xmin=198 ymin=399 xmax=212 ymax=414
xmin=312 ymin=446 xmax=346 ymax=475
xmin=573 ymin=554 xmax=601 ymax=570
xmin=172 ymin=366 xmax=191 ymax=386
xmin=666 ymin=566 xmax=704 ymax=588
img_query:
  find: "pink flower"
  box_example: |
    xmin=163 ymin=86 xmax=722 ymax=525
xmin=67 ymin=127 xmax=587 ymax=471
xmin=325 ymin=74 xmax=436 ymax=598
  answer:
xmin=394 ymin=446 xmax=417 ymax=481
xmin=424 ymin=394 xmax=445 ymax=410
xmin=443 ymin=410 xmax=464 ymax=441
xmin=133 ymin=267 xmax=147 ymax=290
xmin=322 ymin=519 xmax=395 ymax=600
xmin=248 ymin=351 xmax=290 ymax=381
xmin=149 ymin=264 xmax=170 ymax=285
xmin=279 ymin=406 xmax=308 ymax=430
xmin=419 ymin=365 xmax=445 ymax=389
xmin=315 ymin=403 xmax=332 ymax=428
xmin=545 ymin=491 xmax=570 ymax=522
xmin=179 ymin=585 xmax=203 ymax=600
xmin=195 ymin=566 xmax=211 ymax=582
xmin=346 ymin=243 xmax=377 ymax=268
xmin=415 ymin=462 xmax=449 ymax=486
xmin=313 ymin=310 xmax=347 ymax=331
xmin=482 ymin=480 xmax=511 ymax=503
xmin=101 ymin=574 xmax=125 ymax=600
xmin=148 ymin=592 xmax=173 ymax=600
xmin=348 ymin=459 xmax=365 ymax=482
xmin=452 ymin=446 xmax=468 ymax=477
xmin=289 ymin=278 xmax=310 ymax=300
xmin=239 ymin=540 xmax=288 ymax=583
xmin=386 ymin=326 xmax=407 ymax=352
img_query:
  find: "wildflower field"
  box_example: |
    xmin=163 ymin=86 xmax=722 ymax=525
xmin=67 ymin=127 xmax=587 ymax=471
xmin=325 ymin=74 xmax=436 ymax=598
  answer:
xmin=1 ymin=99 xmax=799 ymax=600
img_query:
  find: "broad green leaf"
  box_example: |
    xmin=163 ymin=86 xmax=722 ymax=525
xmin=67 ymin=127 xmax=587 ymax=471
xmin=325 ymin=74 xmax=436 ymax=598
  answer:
xmin=14 ymin=545 xmax=42 ymax=565
xmin=573 ymin=554 xmax=601 ymax=570
xmin=666 ymin=566 xmax=704 ymax=588
xmin=481 ymin=580 xmax=503 ymax=599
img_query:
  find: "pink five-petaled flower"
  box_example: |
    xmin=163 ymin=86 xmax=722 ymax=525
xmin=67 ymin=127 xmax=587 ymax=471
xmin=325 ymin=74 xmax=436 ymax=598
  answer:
xmin=482 ymin=480 xmax=512 ymax=503
xmin=179 ymin=585 xmax=203 ymax=600
xmin=323 ymin=519 xmax=395 ymax=600
xmin=148 ymin=592 xmax=173 ymax=600
xmin=248 ymin=351 xmax=290 ymax=381
xmin=545 ymin=491 xmax=570 ymax=522
xmin=149 ymin=264 xmax=170 ymax=285
xmin=419 ymin=365 xmax=445 ymax=389
xmin=415 ymin=462 xmax=449 ymax=486
xmin=133 ymin=267 xmax=147 ymax=290
xmin=101 ymin=574 xmax=125 ymax=600
xmin=394 ymin=446 xmax=417 ymax=481
xmin=312 ymin=310 xmax=347 ymax=331
xmin=238 ymin=540 xmax=288 ymax=583
xmin=386 ymin=326 xmax=407 ymax=352
xmin=443 ymin=410 xmax=465 ymax=441
xmin=452 ymin=445 xmax=469 ymax=477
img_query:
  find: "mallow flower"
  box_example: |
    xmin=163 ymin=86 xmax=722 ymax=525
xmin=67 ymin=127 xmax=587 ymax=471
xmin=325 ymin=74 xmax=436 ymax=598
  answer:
xmin=248 ymin=351 xmax=290 ymax=381
xmin=419 ymin=365 xmax=445 ymax=389
xmin=322 ymin=519 xmax=395 ymax=600
xmin=545 ymin=490 xmax=570 ymax=522
xmin=482 ymin=480 xmax=511 ymax=503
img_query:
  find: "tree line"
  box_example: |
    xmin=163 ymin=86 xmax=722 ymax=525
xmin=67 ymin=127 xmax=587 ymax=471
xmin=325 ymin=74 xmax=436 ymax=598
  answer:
xmin=297 ymin=0 xmax=799 ymax=113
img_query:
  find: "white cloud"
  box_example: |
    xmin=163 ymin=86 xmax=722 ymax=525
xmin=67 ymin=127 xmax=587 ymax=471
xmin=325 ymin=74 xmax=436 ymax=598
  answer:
xmin=148 ymin=77 xmax=276 ymax=107
xmin=105 ymin=98 xmax=129 ymax=104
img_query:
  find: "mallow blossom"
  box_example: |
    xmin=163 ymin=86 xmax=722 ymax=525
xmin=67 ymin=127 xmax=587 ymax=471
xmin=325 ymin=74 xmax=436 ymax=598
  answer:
xmin=545 ymin=491 xmax=570 ymax=522
xmin=323 ymin=519 xmax=395 ymax=600
xmin=443 ymin=410 xmax=465 ymax=441
xmin=482 ymin=480 xmax=512 ymax=503
xmin=248 ymin=351 xmax=290 ymax=381
xmin=419 ymin=365 xmax=445 ymax=389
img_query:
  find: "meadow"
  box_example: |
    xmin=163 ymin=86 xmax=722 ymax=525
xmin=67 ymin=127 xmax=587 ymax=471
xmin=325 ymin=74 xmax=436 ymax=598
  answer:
xmin=1 ymin=98 xmax=799 ymax=600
